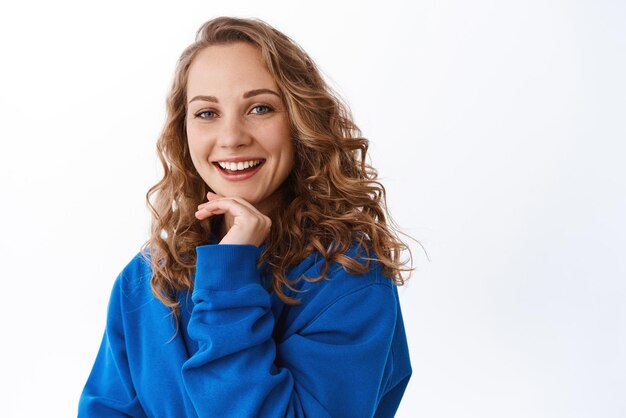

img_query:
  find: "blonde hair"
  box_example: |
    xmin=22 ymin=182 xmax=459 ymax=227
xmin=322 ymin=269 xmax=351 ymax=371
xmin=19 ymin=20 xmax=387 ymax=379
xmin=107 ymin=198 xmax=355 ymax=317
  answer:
xmin=143 ymin=16 xmax=413 ymax=322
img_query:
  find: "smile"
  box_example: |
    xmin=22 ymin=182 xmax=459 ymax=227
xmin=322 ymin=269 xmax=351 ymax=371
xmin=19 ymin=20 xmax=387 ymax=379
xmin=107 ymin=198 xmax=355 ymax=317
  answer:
xmin=216 ymin=159 xmax=264 ymax=171
xmin=212 ymin=159 xmax=266 ymax=181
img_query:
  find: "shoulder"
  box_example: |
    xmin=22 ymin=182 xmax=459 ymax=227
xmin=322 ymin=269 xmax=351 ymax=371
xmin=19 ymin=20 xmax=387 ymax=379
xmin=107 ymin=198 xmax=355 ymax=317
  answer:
xmin=284 ymin=241 xmax=396 ymax=311
xmin=273 ymin=241 xmax=403 ymax=347
xmin=118 ymin=250 xmax=152 ymax=286
xmin=109 ymin=250 xmax=154 ymax=308
xmin=293 ymin=240 xmax=391 ymax=285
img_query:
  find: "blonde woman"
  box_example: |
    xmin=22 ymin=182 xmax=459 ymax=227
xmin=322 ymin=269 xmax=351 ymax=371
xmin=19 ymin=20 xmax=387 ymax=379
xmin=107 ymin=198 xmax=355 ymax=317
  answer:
xmin=79 ymin=16 xmax=413 ymax=418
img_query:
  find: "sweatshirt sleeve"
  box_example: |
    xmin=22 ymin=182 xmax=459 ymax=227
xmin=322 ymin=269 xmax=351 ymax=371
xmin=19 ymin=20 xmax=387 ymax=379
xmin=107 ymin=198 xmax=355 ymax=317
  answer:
xmin=78 ymin=274 xmax=148 ymax=418
xmin=181 ymin=244 xmax=401 ymax=418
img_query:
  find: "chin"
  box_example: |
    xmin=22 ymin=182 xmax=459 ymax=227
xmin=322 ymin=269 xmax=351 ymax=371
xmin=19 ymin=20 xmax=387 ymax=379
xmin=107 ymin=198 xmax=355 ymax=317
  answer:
xmin=211 ymin=189 xmax=263 ymax=206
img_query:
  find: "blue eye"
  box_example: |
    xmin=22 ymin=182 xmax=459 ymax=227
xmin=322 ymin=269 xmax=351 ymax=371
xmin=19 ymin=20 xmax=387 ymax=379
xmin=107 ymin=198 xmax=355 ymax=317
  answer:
xmin=195 ymin=110 xmax=217 ymax=119
xmin=250 ymin=105 xmax=273 ymax=114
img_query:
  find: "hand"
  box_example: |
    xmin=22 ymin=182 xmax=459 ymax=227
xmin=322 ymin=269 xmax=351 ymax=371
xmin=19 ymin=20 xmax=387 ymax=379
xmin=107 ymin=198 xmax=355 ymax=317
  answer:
xmin=195 ymin=192 xmax=271 ymax=247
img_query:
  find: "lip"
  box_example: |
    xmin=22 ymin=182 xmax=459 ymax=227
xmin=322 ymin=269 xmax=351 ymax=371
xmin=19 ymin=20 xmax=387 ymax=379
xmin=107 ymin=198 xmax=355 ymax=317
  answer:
xmin=212 ymin=157 xmax=265 ymax=163
xmin=212 ymin=159 xmax=265 ymax=182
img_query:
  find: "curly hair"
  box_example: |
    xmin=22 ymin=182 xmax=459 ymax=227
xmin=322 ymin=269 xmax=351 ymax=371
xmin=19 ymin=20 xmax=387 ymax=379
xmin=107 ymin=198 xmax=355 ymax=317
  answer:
xmin=142 ymin=16 xmax=413 ymax=322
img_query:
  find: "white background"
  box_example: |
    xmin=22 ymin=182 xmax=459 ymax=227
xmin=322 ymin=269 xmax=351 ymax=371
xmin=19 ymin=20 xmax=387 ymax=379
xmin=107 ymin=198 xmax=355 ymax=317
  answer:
xmin=1 ymin=0 xmax=624 ymax=417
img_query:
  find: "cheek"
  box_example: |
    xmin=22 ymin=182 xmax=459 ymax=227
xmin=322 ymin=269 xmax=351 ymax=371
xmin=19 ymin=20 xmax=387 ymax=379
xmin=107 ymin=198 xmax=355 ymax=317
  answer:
xmin=262 ymin=122 xmax=293 ymax=155
xmin=186 ymin=125 xmax=211 ymax=158
xmin=186 ymin=124 xmax=199 ymax=147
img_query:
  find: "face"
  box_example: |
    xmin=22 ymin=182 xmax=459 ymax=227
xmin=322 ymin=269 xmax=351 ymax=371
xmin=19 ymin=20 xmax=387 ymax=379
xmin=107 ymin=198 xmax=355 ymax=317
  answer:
xmin=185 ymin=42 xmax=294 ymax=214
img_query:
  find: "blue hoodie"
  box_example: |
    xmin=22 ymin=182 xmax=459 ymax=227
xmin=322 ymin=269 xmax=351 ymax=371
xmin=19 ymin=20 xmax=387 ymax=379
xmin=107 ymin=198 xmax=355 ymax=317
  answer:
xmin=78 ymin=244 xmax=411 ymax=417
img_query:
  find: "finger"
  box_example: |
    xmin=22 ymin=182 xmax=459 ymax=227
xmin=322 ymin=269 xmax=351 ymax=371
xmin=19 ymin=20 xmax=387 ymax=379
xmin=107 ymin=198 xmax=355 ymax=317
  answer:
xmin=197 ymin=198 xmax=249 ymax=218
xmin=198 ymin=193 xmax=225 ymax=209
xmin=195 ymin=207 xmax=214 ymax=220
xmin=198 ymin=192 xmax=219 ymax=209
xmin=202 ymin=195 xmax=262 ymax=216
xmin=199 ymin=192 xmax=242 ymax=210
xmin=195 ymin=205 xmax=229 ymax=220
xmin=222 ymin=196 xmax=260 ymax=213
xmin=206 ymin=191 xmax=224 ymax=200
xmin=203 ymin=194 xmax=261 ymax=215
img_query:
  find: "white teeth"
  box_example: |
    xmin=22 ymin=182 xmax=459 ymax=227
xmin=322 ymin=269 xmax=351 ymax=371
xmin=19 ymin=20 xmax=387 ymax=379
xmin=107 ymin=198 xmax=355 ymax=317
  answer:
xmin=217 ymin=160 xmax=262 ymax=171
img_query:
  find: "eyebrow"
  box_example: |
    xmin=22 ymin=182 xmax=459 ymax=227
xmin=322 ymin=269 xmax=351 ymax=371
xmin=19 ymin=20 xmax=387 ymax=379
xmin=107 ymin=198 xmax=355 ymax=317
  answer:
xmin=244 ymin=88 xmax=281 ymax=99
xmin=188 ymin=88 xmax=280 ymax=104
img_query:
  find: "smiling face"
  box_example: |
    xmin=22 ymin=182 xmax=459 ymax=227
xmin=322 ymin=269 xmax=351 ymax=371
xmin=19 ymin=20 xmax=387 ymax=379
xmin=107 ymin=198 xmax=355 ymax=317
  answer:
xmin=185 ymin=42 xmax=295 ymax=214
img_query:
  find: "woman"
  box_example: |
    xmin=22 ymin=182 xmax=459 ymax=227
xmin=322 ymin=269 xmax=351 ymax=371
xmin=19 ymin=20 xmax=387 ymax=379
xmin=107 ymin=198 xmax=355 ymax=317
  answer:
xmin=79 ymin=16 xmax=413 ymax=418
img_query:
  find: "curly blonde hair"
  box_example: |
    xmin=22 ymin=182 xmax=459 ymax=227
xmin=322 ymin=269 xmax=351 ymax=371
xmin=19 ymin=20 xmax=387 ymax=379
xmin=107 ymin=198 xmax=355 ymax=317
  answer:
xmin=143 ymin=16 xmax=413 ymax=321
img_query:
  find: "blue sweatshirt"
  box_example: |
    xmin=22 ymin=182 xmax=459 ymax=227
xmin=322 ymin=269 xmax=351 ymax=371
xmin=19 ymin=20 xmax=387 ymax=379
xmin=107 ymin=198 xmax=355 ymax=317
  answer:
xmin=78 ymin=244 xmax=411 ymax=417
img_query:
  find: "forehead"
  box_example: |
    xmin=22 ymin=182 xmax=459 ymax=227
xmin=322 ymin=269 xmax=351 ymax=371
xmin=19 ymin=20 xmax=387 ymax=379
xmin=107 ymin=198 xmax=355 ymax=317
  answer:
xmin=186 ymin=42 xmax=278 ymax=97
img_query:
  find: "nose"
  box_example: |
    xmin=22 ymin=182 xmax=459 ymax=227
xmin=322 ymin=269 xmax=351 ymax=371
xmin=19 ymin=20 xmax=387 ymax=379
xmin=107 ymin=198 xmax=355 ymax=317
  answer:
xmin=217 ymin=115 xmax=251 ymax=148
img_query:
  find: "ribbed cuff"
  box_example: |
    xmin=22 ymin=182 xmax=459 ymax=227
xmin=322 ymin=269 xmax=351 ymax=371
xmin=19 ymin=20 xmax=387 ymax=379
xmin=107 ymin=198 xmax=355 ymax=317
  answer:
xmin=194 ymin=244 xmax=263 ymax=290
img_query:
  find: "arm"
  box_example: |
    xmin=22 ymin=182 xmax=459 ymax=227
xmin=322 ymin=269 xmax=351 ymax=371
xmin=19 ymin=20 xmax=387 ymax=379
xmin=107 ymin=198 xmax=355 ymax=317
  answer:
xmin=78 ymin=275 xmax=147 ymax=418
xmin=181 ymin=244 xmax=399 ymax=418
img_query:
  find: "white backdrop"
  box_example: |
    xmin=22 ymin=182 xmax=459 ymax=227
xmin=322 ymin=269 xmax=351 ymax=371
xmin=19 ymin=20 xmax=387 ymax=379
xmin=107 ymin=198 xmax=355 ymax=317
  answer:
xmin=1 ymin=0 xmax=624 ymax=417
